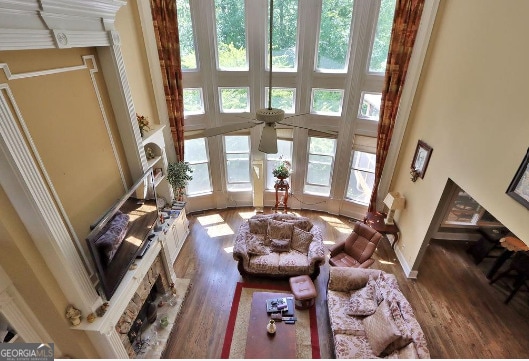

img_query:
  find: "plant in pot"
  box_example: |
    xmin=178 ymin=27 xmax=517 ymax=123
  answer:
xmin=166 ymin=161 xmax=193 ymax=201
xmin=272 ymin=159 xmax=292 ymax=180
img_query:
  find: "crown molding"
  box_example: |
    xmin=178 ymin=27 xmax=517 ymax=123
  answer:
xmin=0 ymin=0 xmax=125 ymax=50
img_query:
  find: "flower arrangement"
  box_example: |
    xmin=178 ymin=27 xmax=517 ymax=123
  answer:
xmin=136 ymin=114 xmax=151 ymax=137
xmin=272 ymin=159 xmax=292 ymax=179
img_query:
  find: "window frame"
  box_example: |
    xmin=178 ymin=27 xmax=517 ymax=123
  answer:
xmin=304 ymin=136 xmax=337 ymax=196
xmin=345 ymin=149 xmax=376 ymax=205
xmin=224 ymin=135 xmax=252 ymax=191
xmin=184 ymin=138 xmax=213 ymax=196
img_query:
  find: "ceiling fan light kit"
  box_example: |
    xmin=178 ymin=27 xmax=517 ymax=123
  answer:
xmin=258 ymin=124 xmax=278 ymax=153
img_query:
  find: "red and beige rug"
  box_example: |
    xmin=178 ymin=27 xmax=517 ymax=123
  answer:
xmin=221 ymin=282 xmax=320 ymax=359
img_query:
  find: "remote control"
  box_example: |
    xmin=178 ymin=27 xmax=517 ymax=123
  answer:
xmin=282 ymin=317 xmax=297 ymax=321
xmin=284 ymin=320 xmax=295 ymax=324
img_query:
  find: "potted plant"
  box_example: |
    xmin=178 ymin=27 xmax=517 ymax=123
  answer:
xmin=272 ymin=159 xmax=292 ymax=180
xmin=166 ymin=161 xmax=193 ymax=201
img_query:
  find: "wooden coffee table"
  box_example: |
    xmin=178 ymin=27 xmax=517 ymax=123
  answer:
xmin=244 ymin=291 xmax=297 ymax=359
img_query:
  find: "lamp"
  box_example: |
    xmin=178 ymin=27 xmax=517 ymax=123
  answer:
xmin=383 ymin=192 xmax=406 ymax=225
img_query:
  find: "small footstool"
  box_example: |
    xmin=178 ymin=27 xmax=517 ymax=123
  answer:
xmin=289 ymin=275 xmax=317 ymax=309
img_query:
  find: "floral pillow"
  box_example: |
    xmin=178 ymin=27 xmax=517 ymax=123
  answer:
xmin=270 ymin=238 xmax=291 ymax=253
xmin=283 ymin=217 xmax=313 ymax=232
xmin=267 ymin=219 xmax=294 ymax=240
xmin=248 ymin=218 xmax=269 ymax=235
xmin=346 ymin=275 xmax=377 ymax=316
xmin=291 ymin=227 xmax=313 ymax=254
xmin=247 ymin=234 xmax=270 ymax=256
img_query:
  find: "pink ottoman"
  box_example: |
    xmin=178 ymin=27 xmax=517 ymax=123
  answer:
xmin=289 ymin=275 xmax=317 ymax=309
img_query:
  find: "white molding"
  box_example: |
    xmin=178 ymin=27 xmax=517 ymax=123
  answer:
xmin=97 ymin=40 xmax=147 ymax=180
xmin=377 ymin=0 xmax=441 ymax=209
xmin=0 ymin=86 xmax=101 ymax=313
xmin=0 ymin=0 xmax=124 ymax=50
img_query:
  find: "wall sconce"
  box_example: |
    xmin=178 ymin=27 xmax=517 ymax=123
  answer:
xmin=410 ymin=168 xmax=420 ymax=182
xmin=383 ymin=191 xmax=406 ymax=225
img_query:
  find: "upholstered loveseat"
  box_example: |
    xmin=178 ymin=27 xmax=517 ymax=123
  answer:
xmin=327 ymin=267 xmax=430 ymax=359
xmin=233 ymin=213 xmax=325 ymax=278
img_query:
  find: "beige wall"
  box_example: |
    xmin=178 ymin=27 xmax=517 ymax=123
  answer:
xmin=0 ymin=47 xmax=132 ymax=357
xmin=116 ymin=0 xmax=160 ymax=127
xmin=390 ymin=0 xmax=529 ymax=270
xmin=0 ymin=47 xmax=131 ymax=242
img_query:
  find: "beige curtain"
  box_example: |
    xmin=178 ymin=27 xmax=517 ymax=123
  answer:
xmin=368 ymin=0 xmax=425 ymax=212
xmin=150 ymin=0 xmax=185 ymax=161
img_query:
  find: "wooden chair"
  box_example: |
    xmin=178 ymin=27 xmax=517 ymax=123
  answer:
xmin=329 ymin=221 xmax=383 ymax=268
xmin=490 ymin=251 xmax=529 ymax=304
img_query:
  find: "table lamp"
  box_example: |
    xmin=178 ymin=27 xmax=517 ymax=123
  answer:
xmin=383 ymin=192 xmax=405 ymax=225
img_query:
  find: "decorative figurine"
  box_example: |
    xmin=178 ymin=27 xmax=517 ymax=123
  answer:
xmin=96 ymin=302 xmax=109 ymax=317
xmin=65 ymin=304 xmax=82 ymax=326
xmin=87 ymin=313 xmax=96 ymax=323
xmin=145 ymin=146 xmax=155 ymax=160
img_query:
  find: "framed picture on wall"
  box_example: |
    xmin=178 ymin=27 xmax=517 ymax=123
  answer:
xmin=506 ymin=148 xmax=529 ymax=210
xmin=411 ymin=140 xmax=433 ymax=179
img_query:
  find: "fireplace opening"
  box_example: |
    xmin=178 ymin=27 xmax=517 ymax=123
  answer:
xmin=127 ymin=277 xmax=163 ymax=344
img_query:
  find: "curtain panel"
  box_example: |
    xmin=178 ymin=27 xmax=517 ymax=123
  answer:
xmin=368 ymin=0 xmax=425 ymax=212
xmin=150 ymin=0 xmax=185 ymax=161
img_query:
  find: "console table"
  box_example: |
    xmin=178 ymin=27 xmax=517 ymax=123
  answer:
xmin=363 ymin=212 xmax=400 ymax=249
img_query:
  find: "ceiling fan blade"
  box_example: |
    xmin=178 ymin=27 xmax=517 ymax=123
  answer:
xmin=283 ymin=112 xmax=311 ymax=120
xmin=278 ymin=121 xmax=338 ymax=136
xmin=202 ymin=121 xmax=259 ymax=137
xmin=258 ymin=124 xmax=278 ymax=153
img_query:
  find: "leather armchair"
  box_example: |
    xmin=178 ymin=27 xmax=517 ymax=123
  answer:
xmin=329 ymin=221 xmax=383 ymax=268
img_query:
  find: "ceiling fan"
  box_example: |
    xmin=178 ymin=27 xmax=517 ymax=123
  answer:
xmin=202 ymin=0 xmax=337 ymax=153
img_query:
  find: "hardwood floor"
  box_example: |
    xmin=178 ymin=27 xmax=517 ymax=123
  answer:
xmin=163 ymin=207 xmax=529 ymax=358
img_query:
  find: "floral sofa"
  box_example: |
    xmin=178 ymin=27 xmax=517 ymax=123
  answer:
xmin=233 ymin=213 xmax=325 ymax=278
xmin=327 ymin=267 xmax=430 ymax=359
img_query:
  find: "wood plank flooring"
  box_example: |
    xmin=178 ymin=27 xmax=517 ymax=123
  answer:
xmin=163 ymin=208 xmax=529 ymax=358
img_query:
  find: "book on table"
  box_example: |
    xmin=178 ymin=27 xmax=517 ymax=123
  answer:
xmin=265 ymin=297 xmax=294 ymax=317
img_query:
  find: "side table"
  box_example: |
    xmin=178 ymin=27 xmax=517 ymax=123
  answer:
xmin=363 ymin=212 xmax=400 ymax=249
xmin=274 ymin=179 xmax=289 ymax=213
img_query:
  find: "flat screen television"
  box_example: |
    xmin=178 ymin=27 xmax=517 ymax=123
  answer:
xmin=86 ymin=168 xmax=159 ymax=300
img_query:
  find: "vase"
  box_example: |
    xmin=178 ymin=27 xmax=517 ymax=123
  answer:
xmin=266 ymin=319 xmax=276 ymax=334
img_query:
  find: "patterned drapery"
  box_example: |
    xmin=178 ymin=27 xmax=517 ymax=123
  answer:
xmin=368 ymin=0 xmax=425 ymax=212
xmin=150 ymin=0 xmax=185 ymax=161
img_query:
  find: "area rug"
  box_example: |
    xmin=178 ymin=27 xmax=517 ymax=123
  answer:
xmin=221 ymin=282 xmax=320 ymax=359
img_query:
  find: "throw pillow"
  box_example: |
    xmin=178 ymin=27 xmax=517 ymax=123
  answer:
xmin=246 ymin=235 xmax=270 ymax=256
xmin=346 ymin=275 xmax=377 ymax=316
xmin=374 ymin=279 xmax=384 ymax=305
xmin=291 ymin=227 xmax=313 ymax=254
xmin=283 ymin=217 xmax=313 ymax=232
xmin=362 ymin=300 xmax=404 ymax=357
xmin=270 ymin=238 xmax=291 ymax=253
xmin=385 ymin=300 xmax=413 ymax=353
xmin=248 ymin=218 xmax=269 ymax=235
xmin=267 ymin=219 xmax=294 ymax=240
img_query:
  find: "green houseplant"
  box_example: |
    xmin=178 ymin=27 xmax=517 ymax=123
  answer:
xmin=166 ymin=161 xmax=193 ymax=201
xmin=272 ymin=160 xmax=292 ymax=179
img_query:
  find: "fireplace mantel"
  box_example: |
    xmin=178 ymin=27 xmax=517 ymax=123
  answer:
xmin=74 ymin=226 xmax=177 ymax=358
